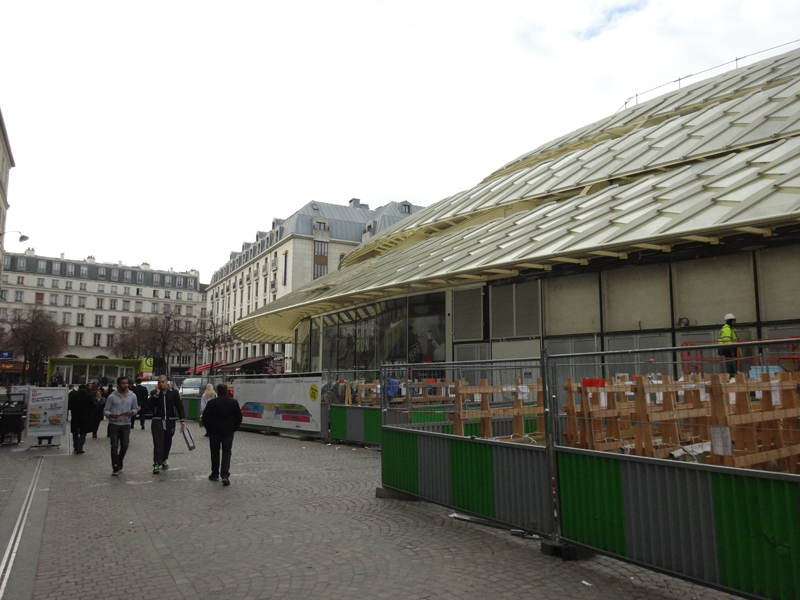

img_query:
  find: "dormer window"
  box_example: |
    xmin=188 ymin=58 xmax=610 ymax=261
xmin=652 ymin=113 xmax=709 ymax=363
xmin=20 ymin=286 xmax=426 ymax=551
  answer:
xmin=402 ymin=203 xmax=411 ymax=213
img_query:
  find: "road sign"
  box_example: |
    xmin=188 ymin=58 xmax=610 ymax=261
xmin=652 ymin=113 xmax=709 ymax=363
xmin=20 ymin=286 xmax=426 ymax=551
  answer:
xmin=0 ymin=351 xmax=14 ymax=361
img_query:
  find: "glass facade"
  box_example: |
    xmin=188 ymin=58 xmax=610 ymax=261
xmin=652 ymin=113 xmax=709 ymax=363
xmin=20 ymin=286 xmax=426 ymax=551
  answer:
xmin=296 ymin=293 xmax=445 ymax=374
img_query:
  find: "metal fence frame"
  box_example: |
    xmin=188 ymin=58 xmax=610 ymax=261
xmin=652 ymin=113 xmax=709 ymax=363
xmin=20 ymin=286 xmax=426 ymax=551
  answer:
xmin=378 ymin=343 xmax=800 ymax=600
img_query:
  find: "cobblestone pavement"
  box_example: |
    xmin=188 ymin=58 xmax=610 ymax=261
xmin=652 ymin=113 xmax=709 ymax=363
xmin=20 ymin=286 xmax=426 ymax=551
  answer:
xmin=0 ymin=426 xmax=737 ymax=600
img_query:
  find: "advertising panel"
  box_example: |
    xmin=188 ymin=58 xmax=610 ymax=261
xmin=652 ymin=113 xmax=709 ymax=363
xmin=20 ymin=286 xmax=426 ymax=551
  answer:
xmin=25 ymin=387 xmax=69 ymax=438
xmin=235 ymin=377 xmax=322 ymax=433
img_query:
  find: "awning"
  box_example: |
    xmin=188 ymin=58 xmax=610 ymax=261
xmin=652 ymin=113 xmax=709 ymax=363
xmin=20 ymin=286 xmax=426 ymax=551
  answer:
xmin=185 ymin=361 xmax=225 ymax=375
xmin=217 ymin=356 xmax=268 ymax=374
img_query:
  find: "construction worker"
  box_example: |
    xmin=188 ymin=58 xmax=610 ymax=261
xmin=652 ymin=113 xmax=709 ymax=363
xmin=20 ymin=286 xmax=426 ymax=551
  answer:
xmin=718 ymin=313 xmax=739 ymax=377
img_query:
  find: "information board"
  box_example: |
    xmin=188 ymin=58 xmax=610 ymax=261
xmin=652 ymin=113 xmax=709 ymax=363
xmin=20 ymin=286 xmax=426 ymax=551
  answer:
xmin=25 ymin=387 xmax=69 ymax=439
xmin=235 ymin=377 xmax=322 ymax=433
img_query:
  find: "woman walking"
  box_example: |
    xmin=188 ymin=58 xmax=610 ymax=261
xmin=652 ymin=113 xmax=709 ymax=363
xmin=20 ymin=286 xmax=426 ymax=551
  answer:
xmin=200 ymin=384 xmax=215 ymax=437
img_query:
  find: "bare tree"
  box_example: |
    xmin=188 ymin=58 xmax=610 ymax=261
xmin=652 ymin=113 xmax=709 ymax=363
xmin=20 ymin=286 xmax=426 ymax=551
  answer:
xmin=182 ymin=320 xmax=206 ymax=372
xmin=113 ymin=316 xmax=153 ymax=359
xmin=202 ymin=317 xmax=231 ymax=375
xmin=3 ymin=307 xmax=68 ymax=384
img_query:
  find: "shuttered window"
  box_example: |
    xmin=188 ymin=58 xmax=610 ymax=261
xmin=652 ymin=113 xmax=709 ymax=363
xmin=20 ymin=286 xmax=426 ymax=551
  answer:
xmin=453 ymin=288 xmax=483 ymax=342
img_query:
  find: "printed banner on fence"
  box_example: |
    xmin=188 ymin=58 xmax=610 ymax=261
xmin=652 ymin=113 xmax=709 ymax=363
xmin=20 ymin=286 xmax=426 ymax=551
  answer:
xmin=235 ymin=377 xmax=322 ymax=433
xmin=26 ymin=387 xmax=68 ymax=438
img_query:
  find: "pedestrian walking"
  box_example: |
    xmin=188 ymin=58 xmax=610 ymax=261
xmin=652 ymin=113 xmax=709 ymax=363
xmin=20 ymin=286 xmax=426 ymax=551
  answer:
xmin=200 ymin=383 xmax=215 ymax=438
xmin=91 ymin=388 xmax=105 ymax=438
xmin=718 ymin=313 xmax=739 ymax=378
xmin=148 ymin=375 xmax=186 ymax=474
xmin=103 ymin=376 xmax=139 ymax=476
xmin=68 ymin=384 xmax=94 ymax=454
xmin=202 ymin=384 xmax=242 ymax=486
xmin=131 ymin=378 xmax=149 ymax=430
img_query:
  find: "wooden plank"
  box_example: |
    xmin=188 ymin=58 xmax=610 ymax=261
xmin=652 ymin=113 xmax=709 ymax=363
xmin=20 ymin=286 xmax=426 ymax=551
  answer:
xmin=734 ymin=444 xmax=800 ymax=468
xmin=634 ymin=376 xmax=653 ymax=457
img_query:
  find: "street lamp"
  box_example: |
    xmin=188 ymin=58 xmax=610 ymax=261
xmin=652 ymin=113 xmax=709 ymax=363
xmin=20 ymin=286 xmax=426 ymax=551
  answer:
xmin=0 ymin=231 xmax=29 ymax=242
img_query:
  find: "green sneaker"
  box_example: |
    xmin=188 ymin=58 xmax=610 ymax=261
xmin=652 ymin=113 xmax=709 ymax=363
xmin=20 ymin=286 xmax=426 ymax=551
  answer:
xmin=161 ymin=461 xmax=169 ymax=470
xmin=153 ymin=464 xmax=160 ymax=474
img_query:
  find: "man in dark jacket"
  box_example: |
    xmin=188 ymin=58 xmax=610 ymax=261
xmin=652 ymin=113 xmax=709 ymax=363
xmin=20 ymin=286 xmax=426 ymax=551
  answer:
xmin=202 ymin=384 xmax=242 ymax=486
xmin=69 ymin=385 xmax=95 ymax=454
xmin=132 ymin=378 xmax=149 ymax=430
xmin=148 ymin=375 xmax=186 ymax=474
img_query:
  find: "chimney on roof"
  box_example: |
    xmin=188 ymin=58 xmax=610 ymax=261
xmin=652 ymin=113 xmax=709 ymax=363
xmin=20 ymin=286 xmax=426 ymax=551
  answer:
xmin=86 ymin=256 xmax=95 ymax=264
xmin=60 ymin=253 xmax=64 ymax=259
xmin=349 ymin=198 xmax=360 ymax=209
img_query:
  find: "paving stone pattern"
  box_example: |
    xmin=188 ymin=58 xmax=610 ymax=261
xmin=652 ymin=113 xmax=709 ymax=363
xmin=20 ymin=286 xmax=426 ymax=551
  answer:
xmin=3 ymin=426 xmax=736 ymax=600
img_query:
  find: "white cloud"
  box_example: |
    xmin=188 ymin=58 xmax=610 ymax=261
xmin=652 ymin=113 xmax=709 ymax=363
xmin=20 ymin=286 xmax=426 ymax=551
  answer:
xmin=1 ymin=0 xmax=798 ymax=278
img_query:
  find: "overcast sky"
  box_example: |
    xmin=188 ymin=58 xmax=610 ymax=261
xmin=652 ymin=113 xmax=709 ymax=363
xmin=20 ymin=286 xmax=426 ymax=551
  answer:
xmin=1 ymin=0 xmax=798 ymax=283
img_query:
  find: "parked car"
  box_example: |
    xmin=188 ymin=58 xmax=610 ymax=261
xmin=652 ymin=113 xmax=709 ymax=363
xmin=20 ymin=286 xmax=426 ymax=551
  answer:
xmin=178 ymin=377 xmax=203 ymax=398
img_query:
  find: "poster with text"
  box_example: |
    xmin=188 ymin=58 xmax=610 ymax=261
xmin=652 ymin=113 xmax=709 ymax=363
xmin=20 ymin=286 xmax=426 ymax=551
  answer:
xmin=235 ymin=377 xmax=322 ymax=433
xmin=25 ymin=387 xmax=69 ymax=438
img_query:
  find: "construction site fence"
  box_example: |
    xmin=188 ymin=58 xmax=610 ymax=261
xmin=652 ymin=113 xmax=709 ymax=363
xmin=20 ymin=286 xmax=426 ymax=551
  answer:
xmin=379 ymin=341 xmax=800 ymax=600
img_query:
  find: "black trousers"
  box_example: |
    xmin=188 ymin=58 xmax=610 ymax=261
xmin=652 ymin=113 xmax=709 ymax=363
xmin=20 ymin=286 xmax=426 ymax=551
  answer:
xmin=209 ymin=433 xmax=234 ymax=478
xmin=151 ymin=419 xmax=176 ymax=465
xmin=135 ymin=409 xmax=146 ymax=429
xmin=108 ymin=424 xmax=131 ymax=468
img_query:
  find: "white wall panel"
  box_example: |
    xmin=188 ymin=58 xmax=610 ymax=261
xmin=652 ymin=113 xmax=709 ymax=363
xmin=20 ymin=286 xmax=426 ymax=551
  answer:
xmin=756 ymin=244 xmax=800 ymax=322
xmin=672 ymin=254 xmax=756 ymax=327
xmin=544 ymin=273 xmax=600 ymax=335
xmin=602 ymin=264 xmax=671 ymax=332
xmin=491 ymin=339 xmax=541 ymax=360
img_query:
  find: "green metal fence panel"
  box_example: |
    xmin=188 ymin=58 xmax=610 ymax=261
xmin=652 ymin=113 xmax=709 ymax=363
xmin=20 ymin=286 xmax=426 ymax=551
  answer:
xmin=450 ymin=439 xmax=495 ymax=518
xmin=411 ymin=406 xmax=448 ymax=424
xmin=381 ymin=429 xmax=419 ymax=494
xmin=363 ymin=408 xmax=382 ymax=444
xmin=711 ymin=472 xmax=800 ymax=600
xmin=558 ymin=450 xmax=626 ymax=556
xmin=523 ymin=418 xmax=537 ymax=434
xmin=330 ymin=405 xmax=347 ymax=440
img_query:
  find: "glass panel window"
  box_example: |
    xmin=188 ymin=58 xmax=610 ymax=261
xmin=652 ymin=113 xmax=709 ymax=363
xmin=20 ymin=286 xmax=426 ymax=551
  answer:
xmin=63 ymin=312 xmax=71 ymax=325
xmin=107 ymin=334 xmax=114 ymax=347
xmin=124 ymin=270 xmax=131 ymax=282
xmin=135 ymin=301 xmax=142 ymax=312
xmin=2 ymin=256 xmax=10 ymax=269
xmin=186 ymin=292 xmax=192 ymax=301
xmin=79 ymin=282 xmax=87 ymax=291
xmin=111 ymin=268 xmax=118 ymax=281
xmin=0 ymin=307 xmax=6 ymax=319
xmin=175 ymin=291 xmax=181 ymax=300
xmin=50 ymin=294 xmax=58 ymax=305
xmin=108 ymin=315 xmax=116 ymax=328
xmin=377 ymin=299 xmax=407 ymax=365
xmin=75 ymin=332 xmax=83 ymax=346
xmin=111 ymin=285 xmax=117 ymax=294
xmin=93 ymin=334 xmax=101 ymax=346
xmin=51 ymin=279 xmax=59 ymax=288
xmin=98 ymin=267 xmax=106 ymax=279
xmin=14 ymin=291 xmax=24 ymax=302
xmin=165 ymin=275 xmax=172 ymax=286
xmin=35 ymin=293 xmax=44 ymax=305
xmin=78 ymin=297 xmax=86 ymax=307
xmin=49 ymin=311 xmax=57 ymax=321
xmin=408 ymin=293 xmax=446 ymax=363
xmin=66 ymin=263 xmax=74 ymax=275
xmin=136 ymin=288 xmax=143 ymax=296
xmin=95 ymin=315 xmax=103 ymax=327
xmin=153 ymin=290 xmax=159 ymax=298
xmin=65 ymin=281 xmax=73 ymax=290
xmin=177 ymin=277 xmax=184 ymax=288
xmin=123 ymin=300 xmax=130 ymax=311
xmin=38 ymin=260 xmax=47 ymax=273
xmin=153 ymin=273 xmax=160 ymax=285
xmin=137 ymin=271 xmax=144 ymax=283
xmin=121 ymin=317 xmax=129 ymax=328
xmin=80 ymin=265 xmax=88 ymax=277
xmin=98 ymin=284 xmax=105 ymax=293
xmin=188 ymin=279 xmax=195 ymax=289
xmin=77 ymin=314 xmax=85 ymax=326
xmin=123 ymin=287 xmax=130 ymax=295
xmin=16 ymin=276 xmax=24 ymax=284
xmin=322 ymin=314 xmax=338 ymax=371
xmin=96 ymin=298 xmax=104 ymax=309
xmin=37 ymin=278 xmax=45 ymax=286
xmin=52 ymin=262 xmax=60 ymax=275
xmin=109 ymin=299 xmax=117 ymax=310
xmin=64 ymin=295 xmax=73 ymax=306
xmin=17 ymin=257 xmax=26 ymax=270
xmin=151 ymin=302 xmax=159 ymax=313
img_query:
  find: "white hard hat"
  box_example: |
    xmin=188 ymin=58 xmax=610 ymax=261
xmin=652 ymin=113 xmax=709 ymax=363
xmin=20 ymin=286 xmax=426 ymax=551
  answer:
xmin=724 ymin=313 xmax=736 ymax=321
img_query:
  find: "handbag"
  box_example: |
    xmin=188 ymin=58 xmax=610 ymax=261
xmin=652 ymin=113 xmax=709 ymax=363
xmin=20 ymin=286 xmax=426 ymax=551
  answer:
xmin=182 ymin=426 xmax=196 ymax=451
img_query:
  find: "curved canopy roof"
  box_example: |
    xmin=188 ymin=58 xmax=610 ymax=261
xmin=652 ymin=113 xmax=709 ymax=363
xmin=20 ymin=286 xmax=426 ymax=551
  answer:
xmin=233 ymin=47 xmax=800 ymax=344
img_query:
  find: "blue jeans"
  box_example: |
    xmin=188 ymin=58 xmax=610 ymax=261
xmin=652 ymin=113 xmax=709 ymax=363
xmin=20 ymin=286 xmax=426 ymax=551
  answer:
xmin=72 ymin=432 xmax=86 ymax=453
xmin=108 ymin=424 xmax=131 ymax=468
